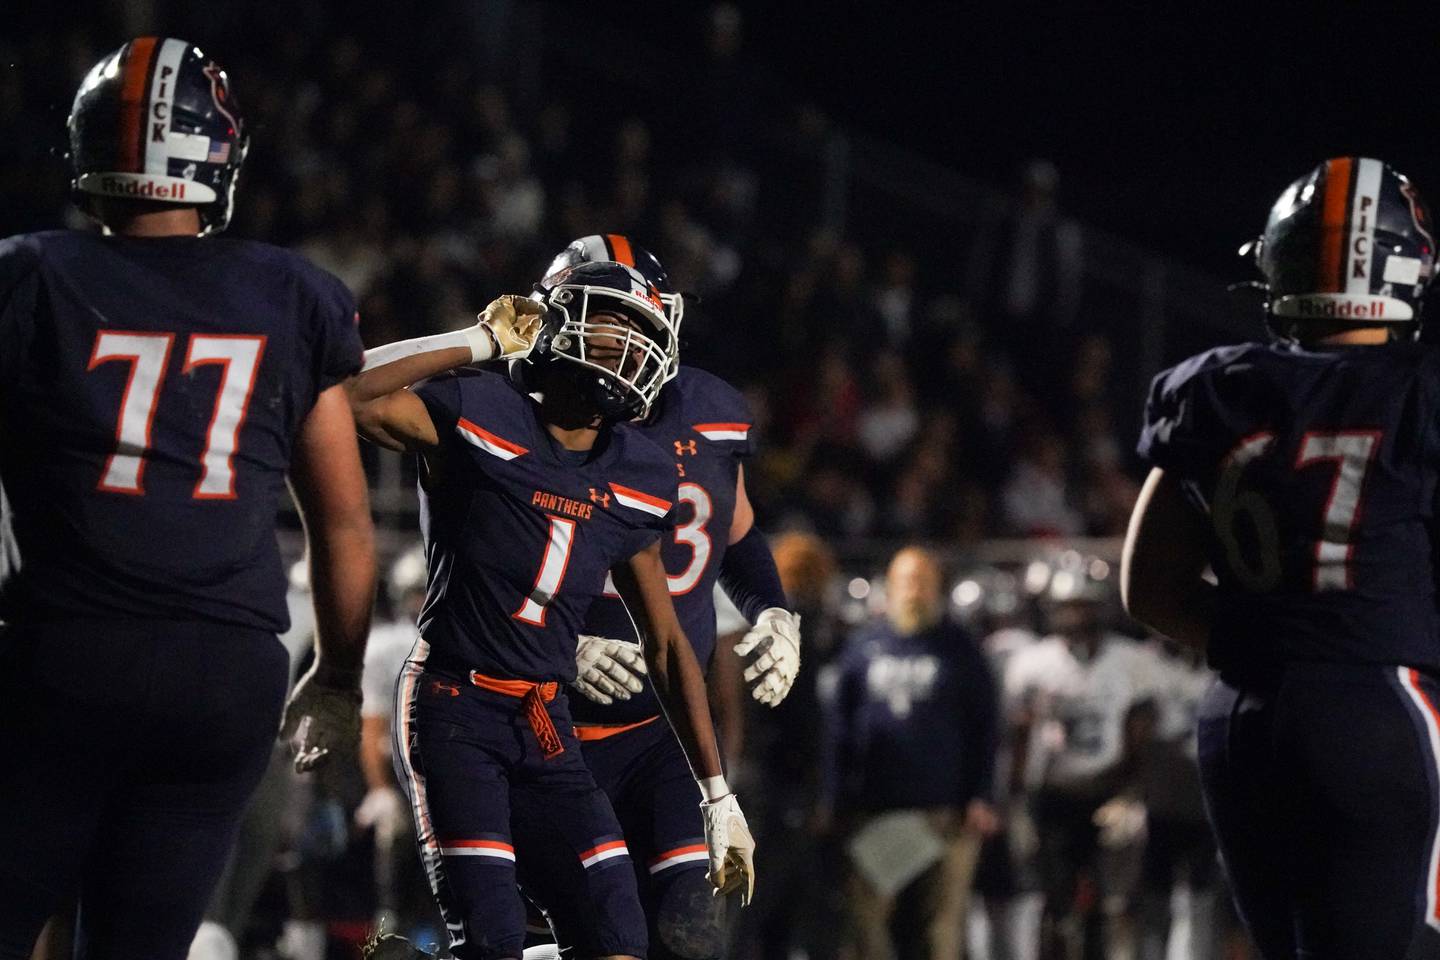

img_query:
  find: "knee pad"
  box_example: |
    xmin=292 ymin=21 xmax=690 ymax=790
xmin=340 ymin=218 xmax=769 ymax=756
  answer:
xmin=652 ymin=868 xmax=724 ymax=960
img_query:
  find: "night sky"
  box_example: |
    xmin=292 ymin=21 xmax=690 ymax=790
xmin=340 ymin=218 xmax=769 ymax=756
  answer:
xmin=712 ymin=3 xmax=1437 ymax=278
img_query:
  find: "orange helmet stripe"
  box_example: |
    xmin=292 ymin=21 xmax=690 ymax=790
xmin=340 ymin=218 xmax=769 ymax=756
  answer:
xmin=117 ymin=37 xmax=159 ymax=173
xmin=607 ymin=234 xmax=636 ymax=268
xmin=1318 ymin=157 xmax=1353 ymax=293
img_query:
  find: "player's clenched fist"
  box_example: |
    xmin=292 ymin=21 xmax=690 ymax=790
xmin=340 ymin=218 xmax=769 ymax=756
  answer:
xmin=700 ymin=792 xmax=756 ymax=906
xmin=474 ymin=294 xmax=545 ymax=361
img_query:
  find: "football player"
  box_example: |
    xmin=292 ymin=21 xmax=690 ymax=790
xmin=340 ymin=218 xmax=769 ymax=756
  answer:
xmin=346 ymin=261 xmax=756 ymax=960
xmin=0 ymin=38 xmax=376 ymax=959
xmin=1123 ymin=157 xmax=1440 ymax=958
xmin=1003 ymin=568 xmax=1161 ymax=959
xmin=544 ymin=236 xmax=799 ymax=960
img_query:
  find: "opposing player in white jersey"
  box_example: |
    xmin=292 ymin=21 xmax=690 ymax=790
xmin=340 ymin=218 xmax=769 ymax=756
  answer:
xmin=1004 ymin=568 xmax=1162 ymax=959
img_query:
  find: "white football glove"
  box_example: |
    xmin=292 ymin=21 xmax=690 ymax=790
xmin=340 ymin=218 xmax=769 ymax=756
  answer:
xmin=572 ymin=635 xmax=648 ymax=705
xmin=700 ymin=792 xmax=756 ymax=906
xmin=355 ymin=786 xmax=412 ymax=844
xmin=733 ymin=608 xmax=801 ymax=707
xmin=279 ymin=664 xmax=362 ymax=773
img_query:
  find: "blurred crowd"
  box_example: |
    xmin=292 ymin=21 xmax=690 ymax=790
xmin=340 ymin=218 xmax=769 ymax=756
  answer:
xmin=3 ymin=0 xmax=1154 ymax=545
xmin=3 ymin=3 xmax=1251 ymax=959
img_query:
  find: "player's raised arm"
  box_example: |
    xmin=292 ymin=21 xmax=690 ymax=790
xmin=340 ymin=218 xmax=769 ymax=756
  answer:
xmin=1120 ymin=466 xmax=1216 ymax=648
xmin=611 ymin=541 xmax=757 ymax=905
xmin=346 ymin=295 xmax=544 ymax=452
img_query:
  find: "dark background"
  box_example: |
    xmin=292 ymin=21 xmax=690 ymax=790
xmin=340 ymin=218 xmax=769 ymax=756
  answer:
xmin=7 ymin=2 xmax=1433 ymax=277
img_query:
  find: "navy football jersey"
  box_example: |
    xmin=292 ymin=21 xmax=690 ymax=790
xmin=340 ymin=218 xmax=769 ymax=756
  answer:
xmin=413 ymin=369 xmax=679 ymax=683
xmin=0 ymin=230 xmax=362 ymax=631
xmin=1139 ymin=340 xmax=1440 ymax=682
xmin=572 ymin=366 xmax=752 ymax=724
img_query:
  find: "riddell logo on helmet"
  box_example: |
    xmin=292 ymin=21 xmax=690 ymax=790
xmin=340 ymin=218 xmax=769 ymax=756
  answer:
xmin=96 ymin=176 xmax=188 ymax=200
xmin=1293 ymin=297 xmax=1385 ymax=318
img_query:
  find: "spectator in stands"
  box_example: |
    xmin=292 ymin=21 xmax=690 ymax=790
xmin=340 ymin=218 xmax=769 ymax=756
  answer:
xmin=858 ymin=352 xmax=921 ymax=467
xmin=967 ymin=160 xmax=1083 ymax=409
xmin=1002 ymin=432 xmax=1084 ymax=537
xmin=820 ymin=546 xmax=1000 ymax=960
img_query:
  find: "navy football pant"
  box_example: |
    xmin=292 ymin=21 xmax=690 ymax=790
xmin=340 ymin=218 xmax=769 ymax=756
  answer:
xmin=580 ymin=718 xmax=720 ymax=960
xmin=1198 ymin=663 xmax=1440 ymax=960
xmin=0 ymin=620 xmax=288 ymax=960
xmin=394 ymin=659 xmax=648 ymax=960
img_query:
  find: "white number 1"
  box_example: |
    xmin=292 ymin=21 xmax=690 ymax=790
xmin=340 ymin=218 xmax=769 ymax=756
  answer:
xmin=88 ymin=331 xmax=266 ymax=498
xmin=514 ymin=516 xmax=578 ymax=626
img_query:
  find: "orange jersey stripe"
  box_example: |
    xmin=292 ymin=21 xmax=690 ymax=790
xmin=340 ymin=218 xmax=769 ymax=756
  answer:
xmin=692 ymin=422 xmax=751 ymax=432
xmin=117 ymin=37 xmax=159 ymax=173
xmin=608 ymin=481 xmax=672 ymax=512
xmin=456 ymin=418 xmax=529 ymax=456
xmin=1318 ymin=157 xmax=1353 ymax=293
xmin=607 ymin=234 xmax=635 ymax=268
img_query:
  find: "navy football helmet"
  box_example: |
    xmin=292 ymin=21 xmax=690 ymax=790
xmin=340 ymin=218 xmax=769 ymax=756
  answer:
xmin=68 ymin=37 xmax=248 ymax=235
xmin=522 ymin=261 xmax=676 ymax=421
xmin=1245 ymin=157 xmax=1435 ymax=339
xmin=544 ymin=234 xmax=683 ymax=380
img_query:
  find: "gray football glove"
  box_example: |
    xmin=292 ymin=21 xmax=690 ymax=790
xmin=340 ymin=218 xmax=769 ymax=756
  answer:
xmin=279 ymin=664 xmax=361 ymax=773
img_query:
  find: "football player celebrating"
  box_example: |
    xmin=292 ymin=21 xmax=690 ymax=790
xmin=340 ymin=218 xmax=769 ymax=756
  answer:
xmin=347 ymin=261 xmax=755 ymax=960
xmin=1123 ymin=157 xmax=1440 ymax=959
xmin=0 ymin=38 xmax=376 ymax=958
xmin=546 ymin=236 xmax=799 ymax=960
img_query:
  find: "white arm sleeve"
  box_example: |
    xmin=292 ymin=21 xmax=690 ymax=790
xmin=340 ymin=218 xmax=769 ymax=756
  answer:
xmin=360 ymin=326 xmax=493 ymax=372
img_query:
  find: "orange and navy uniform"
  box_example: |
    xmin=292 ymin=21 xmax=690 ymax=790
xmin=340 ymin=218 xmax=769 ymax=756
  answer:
xmin=574 ymin=365 xmax=754 ymax=727
xmin=1141 ymin=337 xmax=1440 ymax=957
xmin=394 ymin=368 xmax=679 ymax=959
xmin=0 ymin=230 xmax=361 ymax=630
xmin=0 ymin=225 xmax=359 ymax=955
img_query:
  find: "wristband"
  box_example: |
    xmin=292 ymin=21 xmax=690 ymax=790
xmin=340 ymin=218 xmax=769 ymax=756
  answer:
xmin=697 ymin=775 xmax=731 ymax=803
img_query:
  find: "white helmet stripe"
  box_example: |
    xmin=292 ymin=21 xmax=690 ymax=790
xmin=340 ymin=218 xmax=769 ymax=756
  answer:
xmin=1346 ymin=157 xmax=1385 ymax=295
xmin=143 ymin=39 xmax=189 ymax=175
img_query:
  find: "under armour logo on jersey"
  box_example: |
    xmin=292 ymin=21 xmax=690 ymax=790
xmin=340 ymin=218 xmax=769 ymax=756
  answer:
xmin=589 ymin=488 xmax=611 ymax=509
xmin=675 ymin=440 xmax=698 ymax=456
xmin=430 ymin=681 xmax=460 ymax=698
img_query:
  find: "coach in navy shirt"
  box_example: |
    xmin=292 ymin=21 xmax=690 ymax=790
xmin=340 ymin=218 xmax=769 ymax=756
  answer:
xmin=820 ymin=545 xmax=999 ymax=960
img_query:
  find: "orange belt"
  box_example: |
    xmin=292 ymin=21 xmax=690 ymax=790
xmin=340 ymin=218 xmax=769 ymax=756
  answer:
xmin=573 ymin=715 xmax=661 ymax=742
xmin=469 ymin=671 xmax=564 ymax=759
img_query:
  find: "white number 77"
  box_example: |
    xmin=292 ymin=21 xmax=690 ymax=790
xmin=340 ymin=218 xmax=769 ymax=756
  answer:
xmin=88 ymin=330 xmax=266 ymax=498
